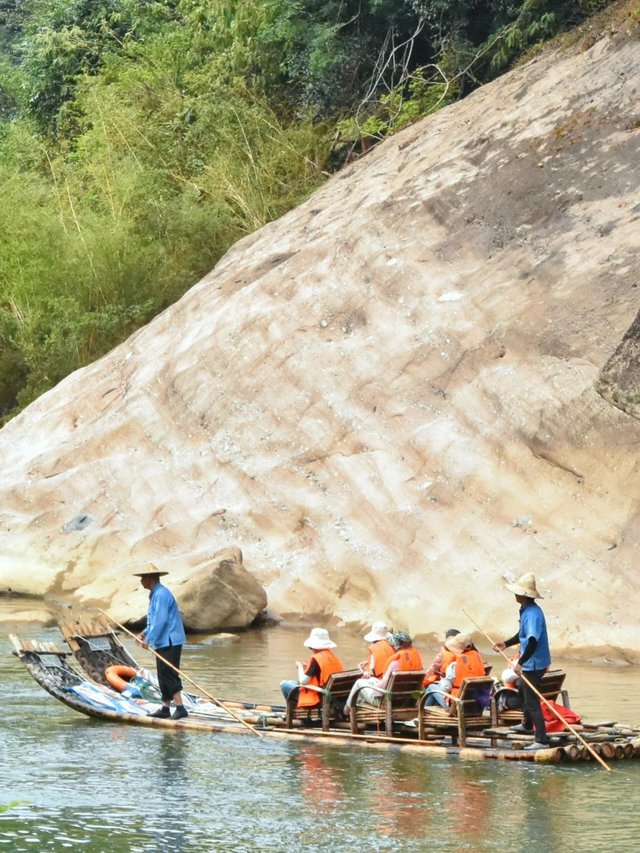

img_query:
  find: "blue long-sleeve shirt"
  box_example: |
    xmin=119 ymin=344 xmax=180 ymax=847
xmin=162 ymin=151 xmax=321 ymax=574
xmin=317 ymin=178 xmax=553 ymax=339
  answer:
xmin=143 ymin=583 xmax=186 ymax=649
xmin=517 ymin=600 xmax=551 ymax=671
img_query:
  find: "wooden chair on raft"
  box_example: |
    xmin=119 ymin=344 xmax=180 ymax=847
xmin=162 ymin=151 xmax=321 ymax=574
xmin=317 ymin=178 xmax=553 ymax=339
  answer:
xmin=490 ymin=669 xmax=570 ymax=729
xmin=349 ymin=670 xmax=427 ymax=736
xmin=285 ymin=669 xmax=361 ymax=731
xmin=417 ymin=676 xmax=495 ymax=746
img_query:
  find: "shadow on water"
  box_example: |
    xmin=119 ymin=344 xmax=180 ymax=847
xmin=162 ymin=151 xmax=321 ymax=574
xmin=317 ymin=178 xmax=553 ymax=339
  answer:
xmin=2 ymin=626 xmax=640 ymax=851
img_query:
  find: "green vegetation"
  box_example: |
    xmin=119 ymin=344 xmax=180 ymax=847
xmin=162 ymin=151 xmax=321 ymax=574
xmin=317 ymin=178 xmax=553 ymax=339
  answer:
xmin=0 ymin=0 xmax=621 ymax=419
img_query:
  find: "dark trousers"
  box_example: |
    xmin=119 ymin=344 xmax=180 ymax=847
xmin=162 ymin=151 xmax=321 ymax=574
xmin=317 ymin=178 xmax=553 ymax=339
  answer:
xmin=156 ymin=644 xmax=183 ymax=701
xmin=518 ymin=668 xmax=548 ymax=742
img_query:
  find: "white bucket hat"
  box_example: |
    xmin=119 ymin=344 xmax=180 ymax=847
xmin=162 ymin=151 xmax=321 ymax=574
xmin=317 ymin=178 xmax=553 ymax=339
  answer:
xmin=502 ymin=667 xmax=519 ymax=687
xmin=303 ymin=627 xmax=337 ymax=650
xmin=505 ymin=572 xmax=543 ymax=599
xmin=363 ymin=621 xmax=391 ymax=643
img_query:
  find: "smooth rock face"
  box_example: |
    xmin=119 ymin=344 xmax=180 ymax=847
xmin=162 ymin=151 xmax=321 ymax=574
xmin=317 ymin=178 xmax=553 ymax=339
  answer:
xmin=0 ymin=31 xmax=640 ymax=652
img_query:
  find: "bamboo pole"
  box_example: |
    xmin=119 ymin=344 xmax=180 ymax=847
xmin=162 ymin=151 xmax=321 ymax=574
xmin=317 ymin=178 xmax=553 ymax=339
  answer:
xmin=462 ymin=609 xmax=612 ymax=772
xmin=622 ymin=741 xmax=635 ymax=758
xmin=533 ymin=746 xmax=567 ymax=764
xmin=98 ymin=609 xmax=264 ymax=738
xmin=564 ymin=744 xmax=580 ymax=760
xmin=279 ymin=726 xmax=560 ymax=761
xmin=600 ymin=742 xmax=615 ymax=760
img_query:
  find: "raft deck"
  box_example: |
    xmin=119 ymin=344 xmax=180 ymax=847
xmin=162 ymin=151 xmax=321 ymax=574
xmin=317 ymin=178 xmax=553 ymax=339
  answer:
xmin=11 ymin=631 xmax=640 ymax=766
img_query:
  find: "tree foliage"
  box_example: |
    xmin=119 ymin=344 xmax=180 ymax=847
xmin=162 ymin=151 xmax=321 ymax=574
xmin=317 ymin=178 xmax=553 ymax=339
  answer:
xmin=0 ymin=0 xmax=619 ymax=419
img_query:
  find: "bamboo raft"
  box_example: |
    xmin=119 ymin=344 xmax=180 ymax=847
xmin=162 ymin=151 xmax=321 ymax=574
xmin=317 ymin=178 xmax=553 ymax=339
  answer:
xmin=11 ymin=619 xmax=640 ymax=766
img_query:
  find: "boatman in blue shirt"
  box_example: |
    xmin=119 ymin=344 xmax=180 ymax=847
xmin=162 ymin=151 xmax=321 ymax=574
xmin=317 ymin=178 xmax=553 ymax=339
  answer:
xmin=134 ymin=564 xmax=188 ymax=720
xmin=493 ymin=572 xmax=551 ymax=750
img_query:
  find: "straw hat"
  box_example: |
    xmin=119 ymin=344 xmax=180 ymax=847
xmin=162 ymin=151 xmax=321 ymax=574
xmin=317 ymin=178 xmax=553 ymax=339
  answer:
xmin=505 ymin=572 xmax=543 ymax=599
xmin=363 ymin=621 xmax=391 ymax=643
xmin=303 ymin=627 xmax=337 ymax=650
xmin=444 ymin=630 xmax=474 ymax=654
xmin=132 ymin=562 xmax=168 ymax=578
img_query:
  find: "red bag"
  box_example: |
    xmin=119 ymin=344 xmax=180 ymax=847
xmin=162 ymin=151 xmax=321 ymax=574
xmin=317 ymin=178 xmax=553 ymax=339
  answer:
xmin=542 ymin=700 xmax=581 ymax=733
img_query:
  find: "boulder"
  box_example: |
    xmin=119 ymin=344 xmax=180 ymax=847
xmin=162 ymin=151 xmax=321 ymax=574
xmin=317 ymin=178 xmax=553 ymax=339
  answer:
xmin=174 ymin=547 xmax=267 ymax=630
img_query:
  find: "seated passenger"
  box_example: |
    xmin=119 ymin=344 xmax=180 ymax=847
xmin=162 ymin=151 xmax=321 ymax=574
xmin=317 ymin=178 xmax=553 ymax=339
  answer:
xmin=279 ymin=627 xmax=344 ymax=708
xmin=423 ymin=627 xmax=461 ymax=687
xmin=389 ymin=631 xmax=424 ymax=672
xmin=423 ymin=631 xmax=485 ymax=707
xmin=501 ymin=656 xmax=520 ymax=690
xmin=359 ymin=621 xmax=395 ymax=678
xmin=344 ymin=631 xmax=423 ymax=714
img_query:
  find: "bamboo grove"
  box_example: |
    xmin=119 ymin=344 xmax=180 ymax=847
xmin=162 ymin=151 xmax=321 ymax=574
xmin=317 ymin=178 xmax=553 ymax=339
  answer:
xmin=0 ymin=0 xmax=619 ymax=418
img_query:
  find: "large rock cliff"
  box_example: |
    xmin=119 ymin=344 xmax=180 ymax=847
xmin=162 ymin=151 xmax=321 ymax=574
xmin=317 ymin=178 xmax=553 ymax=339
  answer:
xmin=1 ymin=23 xmax=639 ymax=655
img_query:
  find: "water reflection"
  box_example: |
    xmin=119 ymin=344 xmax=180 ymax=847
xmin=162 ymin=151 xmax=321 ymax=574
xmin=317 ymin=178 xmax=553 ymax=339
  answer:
xmin=293 ymin=747 xmax=510 ymax=845
xmin=139 ymin=734 xmax=190 ymax=852
xmin=374 ymin=752 xmax=434 ymax=839
xmin=297 ymin=746 xmax=344 ymax=820
xmin=3 ymin=628 xmax=640 ymax=852
xmin=439 ymin=765 xmax=492 ymax=843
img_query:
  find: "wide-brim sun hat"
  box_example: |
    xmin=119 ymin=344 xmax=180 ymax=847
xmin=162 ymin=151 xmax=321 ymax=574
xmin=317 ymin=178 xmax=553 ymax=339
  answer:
xmin=132 ymin=562 xmax=168 ymax=577
xmin=444 ymin=630 xmax=474 ymax=654
xmin=505 ymin=572 xmax=543 ymax=599
xmin=303 ymin=627 xmax=337 ymax=650
xmin=363 ymin=621 xmax=391 ymax=643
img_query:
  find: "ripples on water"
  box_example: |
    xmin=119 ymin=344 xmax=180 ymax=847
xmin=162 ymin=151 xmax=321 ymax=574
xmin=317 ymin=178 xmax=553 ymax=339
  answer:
xmin=1 ymin=623 xmax=640 ymax=851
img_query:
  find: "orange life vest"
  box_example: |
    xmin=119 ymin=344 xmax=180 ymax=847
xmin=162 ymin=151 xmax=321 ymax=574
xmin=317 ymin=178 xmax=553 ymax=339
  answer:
xmin=450 ymin=649 xmax=485 ymax=697
xmin=297 ymin=648 xmax=344 ymax=708
xmin=423 ymin=647 xmax=456 ymax=686
xmin=390 ymin=647 xmax=423 ymax=672
xmin=369 ymin=639 xmax=395 ymax=678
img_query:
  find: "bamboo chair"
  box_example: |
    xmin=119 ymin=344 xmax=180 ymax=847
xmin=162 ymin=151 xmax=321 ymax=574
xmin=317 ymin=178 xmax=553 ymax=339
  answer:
xmin=490 ymin=669 xmax=570 ymax=729
xmin=418 ymin=676 xmax=494 ymax=746
xmin=349 ymin=670 xmax=426 ymax=736
xmin=285 ymin=669 xmax=361 ymax=730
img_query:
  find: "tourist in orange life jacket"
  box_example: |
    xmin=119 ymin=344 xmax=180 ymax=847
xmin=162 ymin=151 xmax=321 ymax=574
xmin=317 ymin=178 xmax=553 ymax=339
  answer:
xmin=423 ymin=630 xmax=485 ymax=706
xmin=343 ymin=631 xmax=423 ymax=715
xmin=423 ymin=627 xmax=461 ymax=687
xmin=279 ymin=628 xmax=344 ymax=706
xmin=358 ymin=621 xmax=395 ymax=678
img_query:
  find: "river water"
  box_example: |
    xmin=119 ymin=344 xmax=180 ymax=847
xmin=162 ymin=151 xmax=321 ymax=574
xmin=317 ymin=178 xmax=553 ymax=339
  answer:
xmin=1 ymin=614 xmax=640 ymax=852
